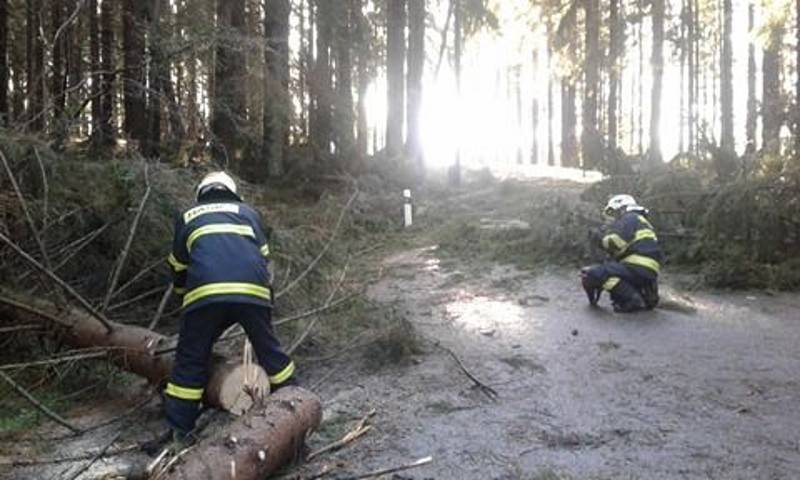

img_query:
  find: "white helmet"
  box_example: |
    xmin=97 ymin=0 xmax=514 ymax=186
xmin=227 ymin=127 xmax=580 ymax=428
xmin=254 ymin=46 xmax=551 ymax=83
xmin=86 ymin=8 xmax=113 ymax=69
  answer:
xmin=196 ymin=171 xmax=238 ymax=200
xmin=604 ymin=194 xmax=639 ymax=216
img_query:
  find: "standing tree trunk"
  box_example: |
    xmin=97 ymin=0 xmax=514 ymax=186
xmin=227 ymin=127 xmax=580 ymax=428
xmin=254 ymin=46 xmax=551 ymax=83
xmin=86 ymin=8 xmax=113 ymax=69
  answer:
xmin=547 ymin=36 xmax=554 ymax=166
xmin=451 ymin=0 xmax=462 ymax=185
xmin=679 ymin=0 xmax=686 ymax=154
xmin=312 ymin=0 xmax=332 ymax=158
xmin=406 ymin=0 xmax=425 ymax=172
xmin=637 ymin=0 xmax=644 ymax=156
xmin=355 ymin=0 xmax=369 ymax=159
xmin=649 ymin=0 xmax=664 ymax=165
xmin=0 ymin=0 xmax=8 ymax=125
xmin=720 ymin=0 xmax=734 ymax=157
xmin=88 ymin=0 xmax=101 ymax=142
xmin=531 ymin=50 xmax=539 ymax=165
xmin=212 ymin=0 xmax=247 ymax=168
xmin=27 ymin=0 xmax=44 ymax=132
xmin=582 ymin=0 xmax=600 ymax=169
xmin=608 ymin=0 xmax=621 ymax=157
xmin=144 ymin=0 xmax=163 ymax=158
xmin=264 ymin=0 xmax=291 ymax=177
xmin=51 ymin=1 xmax=68 ymax=149
xmin=746 ymin=2 xmax=756 ymax=149
xmin=334 ymin=1 xmax=355 ymax=164
xmin=123 ymin=0 xmax=147 ymax=145
xmin=561 ymin=81 xmax=578 ymax=167
xmin=98 ymin=0 xmax=116 ymax=146
xmin=762 ymin=26 xmax=784 ymax=154
xmin=687 ymin=0 xmax=696 ymax=153
xmin=795 ymin=0 xmax=800 ymax=157
xmin=386 ymin=0 xmax=406 ymax=158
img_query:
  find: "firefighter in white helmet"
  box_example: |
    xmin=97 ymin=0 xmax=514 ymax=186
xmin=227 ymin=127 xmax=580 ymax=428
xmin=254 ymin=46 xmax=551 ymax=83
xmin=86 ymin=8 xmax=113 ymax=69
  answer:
xmin=581 ymin=194 xmax=663 ymax=312
xmin=162 ymin=171 xmax=296 ymax=445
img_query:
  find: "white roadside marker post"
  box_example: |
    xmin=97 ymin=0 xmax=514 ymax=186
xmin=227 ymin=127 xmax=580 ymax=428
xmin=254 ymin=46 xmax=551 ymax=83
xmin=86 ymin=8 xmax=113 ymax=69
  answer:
xmin=403 ymin=189 xmax=413 ymax=228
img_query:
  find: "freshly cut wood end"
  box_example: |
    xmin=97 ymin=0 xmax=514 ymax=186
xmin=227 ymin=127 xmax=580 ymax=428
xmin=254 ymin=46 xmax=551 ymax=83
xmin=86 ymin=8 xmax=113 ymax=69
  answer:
xmin=208 ymin=363 xmax=270 ymax=416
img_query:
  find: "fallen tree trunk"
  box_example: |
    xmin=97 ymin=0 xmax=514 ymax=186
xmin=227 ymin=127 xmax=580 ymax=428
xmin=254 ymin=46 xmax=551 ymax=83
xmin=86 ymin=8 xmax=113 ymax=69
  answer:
xmin=0 ymin=295 xmax=268 ymax=414
xmin=158 ymin=387 xmax=322 ymax=480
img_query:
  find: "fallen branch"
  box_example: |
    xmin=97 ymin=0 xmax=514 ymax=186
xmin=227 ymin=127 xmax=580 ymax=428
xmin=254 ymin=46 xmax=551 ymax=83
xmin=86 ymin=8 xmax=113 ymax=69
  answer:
xmin=436 ymin=342 xmax=498 ymax=401
xmin=107 ymin=285 xmax=165 ymax=313
xmin=0 ymin=370 xmax=81 ymax=433
xmin=109 ymin=257 xmax=165 ymax=303
xmin=341 ymin=456 xmax=434 ymax=480
xmin=276 ymin=188 xmax=359 ymax=299
xmin=0 ymin=232 xmax=114 ymax=333
xmin=307 ymin=408 xmax=376 ymax=461
xmin=149 ymin=284 xmax=174 ymax=330
xmin=102 ymin=163 xmax=151 ymax=311
xmin=0 ymin=148 xmax=52 ymax=269
xmin=64 ymin=428 xmax=127 ymax=480
xmin=0 ymin=324 xmax=41 ymax=334
xmin=288 ymin=258 xmax=351 ymax=355
xmin=0 ymin=350 xmax=109 ymax=370
xmin=33 ymin=147 xmax=49 ymax=231
xmin=0 ymin=443 xmax=139 ymax=467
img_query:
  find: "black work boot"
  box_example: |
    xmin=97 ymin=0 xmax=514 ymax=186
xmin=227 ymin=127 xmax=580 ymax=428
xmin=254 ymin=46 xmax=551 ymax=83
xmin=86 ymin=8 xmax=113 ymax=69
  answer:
xmin=641 ymin=282 xmax=659 ymax=310
xmin=610 ymin=281 xmax=647 ymax=313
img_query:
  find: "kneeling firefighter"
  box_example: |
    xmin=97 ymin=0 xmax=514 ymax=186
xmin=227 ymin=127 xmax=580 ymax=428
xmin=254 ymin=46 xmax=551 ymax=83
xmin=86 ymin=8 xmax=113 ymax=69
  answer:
xmin=581 ymin=194 xmax=663 ymax=313
xmin=162 ymin=172 xmax=296 ymax=445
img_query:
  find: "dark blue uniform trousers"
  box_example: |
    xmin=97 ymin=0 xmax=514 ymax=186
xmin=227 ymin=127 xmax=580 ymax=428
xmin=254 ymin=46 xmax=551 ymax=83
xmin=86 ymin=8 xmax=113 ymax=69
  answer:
xmin=165 ymin=302 xmax=293 ymax=436
xmin=584 ymin=261 xmax=657 ymax=307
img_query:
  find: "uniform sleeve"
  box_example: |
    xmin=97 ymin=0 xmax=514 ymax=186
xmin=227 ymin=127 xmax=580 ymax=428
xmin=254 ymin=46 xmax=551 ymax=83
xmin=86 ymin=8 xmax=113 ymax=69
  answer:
xmin=248 ymin=208 xmax=271 ymax=260
xmin=601 ymin=216 xmax=634 ymax=258
xmin=167 ymin=215 xmax=190 ymax=295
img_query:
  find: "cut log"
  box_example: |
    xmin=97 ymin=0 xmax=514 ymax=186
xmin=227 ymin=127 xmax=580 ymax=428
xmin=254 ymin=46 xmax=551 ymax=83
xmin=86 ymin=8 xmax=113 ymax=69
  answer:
xmin=161 ymin=387 xmax=322 ymax=480
xmin=0 ymin=295 xmax=269 ymax=414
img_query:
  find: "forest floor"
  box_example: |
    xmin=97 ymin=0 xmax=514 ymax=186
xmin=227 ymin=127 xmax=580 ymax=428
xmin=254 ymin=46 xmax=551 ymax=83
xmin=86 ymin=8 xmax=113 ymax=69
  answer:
xmin=3 ymin=175 xmax=800 ymax=479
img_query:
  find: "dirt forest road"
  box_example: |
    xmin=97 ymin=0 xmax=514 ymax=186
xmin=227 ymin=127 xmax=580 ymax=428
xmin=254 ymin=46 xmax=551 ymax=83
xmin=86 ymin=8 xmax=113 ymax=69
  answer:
xmin=315 ymin=247 xmax=800 ymax=479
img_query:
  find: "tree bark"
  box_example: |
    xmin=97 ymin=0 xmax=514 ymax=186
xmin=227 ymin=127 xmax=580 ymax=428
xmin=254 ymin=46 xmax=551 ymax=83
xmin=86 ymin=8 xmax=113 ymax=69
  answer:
xmin=608 ymin=0 xmax=620 ymax=155
xmin=51 ymin=1 xmax=68 ymax=149
xmin=0 ymin=297 xmax=271 ymax=415
xmin=547 ymin=36 xmax=554 ymax=166
xmin=451 ymin=0 xmax=461 ymax=185
xmin=98 ymin=0 xmax=116 ymax=146
xmin=144 ymin=0 xmax=163 ymax=158
xmin=312 ymin=0 xmax=332 ymax=158
xmin=123 ymin=0 xmax=147 ymax=144
xmin=720 ymin=0 xmax=734 ymax=155
xmin=531 ymin=50 xmax=539 ymax=165
xmin=334 ymin=0 xmax=356 ymax=164
xmin=163 ymin=387 xmax=322 ymax=480
xmin=561 ymin=80 xmax=578 ymax=167
xmin=688 ymin=0 xmax=696 ymax=153
xmin=649 ymin=0 xmax=664 ymax=165
xmin=762 ymin=27 xmax=783 ymax=154
xmin=746 ymin=2 xmax=756 ymax=149
xmin=582 ymin=0 xmax=600 ymax=169
xmin=386 ymin=0 xmax=406 ymax=157
xmin=27 ymin=0 xmax=44 ymax=132
xmin=0 ymin=0 xmax=8 ymax=125
xmin=406 ymin=0 xmax=426 ymax=173
xmin=355 ymin=0 xmax=369 ymax=159
xmin=212 ymin=0 xmax=248 ymax=167
xmin=407 ymin=0 xmax=425 ymax=171
xmin=796 ymin=0 xmax=800 ymax=157
xmin=264 ymin=0 xmax=291 ymax=177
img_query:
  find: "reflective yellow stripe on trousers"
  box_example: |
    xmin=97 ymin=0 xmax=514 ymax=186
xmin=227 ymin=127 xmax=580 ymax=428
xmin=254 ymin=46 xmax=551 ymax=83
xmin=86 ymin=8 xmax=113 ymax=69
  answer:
xmin=182 ymin=282 xmax=272 ymax=307
xmin=269 ymin=361 xmax=295 ymax=385
xmin=165 ymin=382 xmax=203 ymax=401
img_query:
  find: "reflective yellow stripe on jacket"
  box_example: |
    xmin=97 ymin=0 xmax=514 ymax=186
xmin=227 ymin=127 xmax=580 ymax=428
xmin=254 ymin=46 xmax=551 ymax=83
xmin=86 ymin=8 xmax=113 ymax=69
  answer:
xmin=622 ymin=254 xmax=661 ymax=273
xmin=182 ymin=282 xmax=272 ymax=307
xmin=186 ymin=224 xmax=255 ymax=252
xmin=167 ymin=253 xmax=188 ymax=272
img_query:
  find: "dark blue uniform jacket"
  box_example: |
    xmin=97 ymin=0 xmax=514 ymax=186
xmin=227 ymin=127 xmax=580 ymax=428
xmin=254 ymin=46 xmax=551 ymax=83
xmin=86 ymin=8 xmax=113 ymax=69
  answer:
xmin=601 ymin=211 xmax=664 ymax=275
xmin=167 ymin=200 xmax=272 ymax=313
